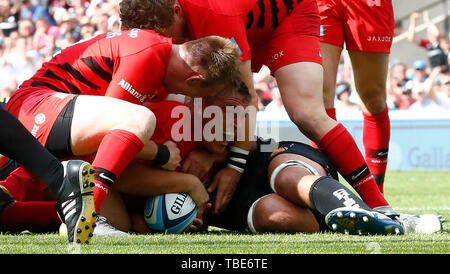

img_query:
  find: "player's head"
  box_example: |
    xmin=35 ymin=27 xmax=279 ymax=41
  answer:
xmin=119 ymin=0 xmax=187 ymax=43
xmin=190 ymin=83 xmax=252 ymax=154
xmin=165 ymin=36 xmax=241 ymax=98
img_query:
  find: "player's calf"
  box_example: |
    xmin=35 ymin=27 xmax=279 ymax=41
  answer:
xmin=247 ymin=194 xmax=321 ymax=234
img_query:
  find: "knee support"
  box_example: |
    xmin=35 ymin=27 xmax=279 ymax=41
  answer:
xmin=246 ymin=194 xmax=271 ymax=234
xmin=269 ymin=160 xmax=319 ymax=192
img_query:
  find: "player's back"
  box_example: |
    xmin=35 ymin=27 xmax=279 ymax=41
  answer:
xmin=181 ymin=0 xmax=301 ymax=48
xmin=20 ymin=29 xmax=171 ymax=97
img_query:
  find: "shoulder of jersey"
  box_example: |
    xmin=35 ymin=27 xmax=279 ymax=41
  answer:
xmin=114 ymin=29 xmax=172 ymax=56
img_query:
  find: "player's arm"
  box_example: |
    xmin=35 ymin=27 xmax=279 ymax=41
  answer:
xmin=115 ymin=160 xmax=210 ymax=218
xmin=136 ymin=140 xmax=181 ymax=171
xmin=104 ymin=44 xmax=168 ymax=103
xmin=181 ymin=147 xmax=227 ymax=179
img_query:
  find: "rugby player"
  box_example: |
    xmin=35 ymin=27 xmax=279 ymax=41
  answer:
xmin=2 ymin=28 xmax=241 ymax=243
xmin=119 ymin=0 xmax=395 ymax=216
xmin=317 ymin=0 xmax=394 ymax=196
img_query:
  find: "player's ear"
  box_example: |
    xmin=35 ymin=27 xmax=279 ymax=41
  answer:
xmin=186 ymin=74 xmax=204 ymax=85
xmin=173 ymin=1 xmax=183 ymax=16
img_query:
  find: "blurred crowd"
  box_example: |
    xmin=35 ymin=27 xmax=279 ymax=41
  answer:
xmin=0 ymin=1 xmax=449 ymax=115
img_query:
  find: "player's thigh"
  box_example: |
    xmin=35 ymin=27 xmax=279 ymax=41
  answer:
xmin=321 ymin=42 xmax=343 ymax=108
xmin=267 ymin=153 xmax=326 ymax=206
xmin=253 ymin=33 xmax=334 ymax=139
xmin=348 ymin=50 xmax=390 ymax=114
xmin=252 ymin=193 xmax=320 ymax=233
xmin=274 ymin=62 xmax=337 ymax=140
xmin=70 ymin=95 xmax=155 ymax=155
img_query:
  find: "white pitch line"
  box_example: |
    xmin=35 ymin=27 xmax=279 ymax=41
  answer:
xmin=393 ymin=207 xmax=450 ymax=211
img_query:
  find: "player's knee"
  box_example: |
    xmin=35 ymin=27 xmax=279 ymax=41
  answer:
xmin=250 ymin=195 xmax=295 ymax=233
xmin=273 ymin=168 xmax=301 ymax=193
xmin=288 ymin=108 xmax=311 ymax=127
xmin=361 ymin=95 xmax=387 ymax=114
xmin=358 ymin=82 xmax=388 ymax=112
xmin=139 ymin=107 xmax=156 ymax=139
xmin=251 ymin=195 xmax=282 ymax=232
xmin=117 ymin=105 xmax=156 ymax=141
xmin=289 ymin=109 xmax=331 ymax=138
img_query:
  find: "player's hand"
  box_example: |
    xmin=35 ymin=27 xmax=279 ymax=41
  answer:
xmin=189 ymin=204 xmax=212 ymax=233
xmin=207 ymin=166 xmax=241 ymax=215
xmin=159 ymin=140 xmax=181 ymax=171
xmin=187 ymin=176 xmax=210 ymax=220
xmin=181 ymin=149 xmax=215 ymax=179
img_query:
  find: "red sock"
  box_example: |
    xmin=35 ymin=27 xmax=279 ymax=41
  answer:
xmin=363 ymin=108 xmax=390 ymax=193
xmin=317 ymin=123 xmax=389 ymax=208
xmin=0 ymin=201 xmax=60 ymax=232
xmin=311 ymin=108 xmax=337 ymax=149
xmin=92 ymin=129 xmax=144 ymax=213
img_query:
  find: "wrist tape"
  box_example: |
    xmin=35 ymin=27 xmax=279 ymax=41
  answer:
xmin=153 ymin=144 xmax=170 ymax=165
xmin=226 ymin=146 xmax=250 ymax=174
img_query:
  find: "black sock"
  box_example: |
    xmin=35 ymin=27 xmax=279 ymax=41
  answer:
xmin=373 ymin=174 xmax=385 ymax=186
xmin=309 ymin=176 xmax=372 ymax=217
xmin=0 ymin=108 xmax=64 ymax=197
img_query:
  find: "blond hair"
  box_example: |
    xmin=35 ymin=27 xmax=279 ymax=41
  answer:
xmin=183 ymin=36 xmax=242 ymax=90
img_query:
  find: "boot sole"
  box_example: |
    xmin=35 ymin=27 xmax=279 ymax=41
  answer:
xmin=325 ymin=207 xmax=404 ymax=235
xmin=71 ymin=162 xmax=97 ymax=245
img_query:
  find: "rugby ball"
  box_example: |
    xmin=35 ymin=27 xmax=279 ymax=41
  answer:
xmin=144 ymin=193 xmax=197 ymax=233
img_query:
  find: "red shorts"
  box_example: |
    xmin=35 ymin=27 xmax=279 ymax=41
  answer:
xmin=0 ymin=167 xmax=53 ymax=202
xmin=6 ymin=87 xmax=76 ymax=146
xmin=251 ymin=0 xmax=322 ymax=73
xmin=318 ymin=0 xmax=395 ymax=53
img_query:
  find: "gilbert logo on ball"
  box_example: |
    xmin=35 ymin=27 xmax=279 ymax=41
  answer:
xmin=144 ymin=193 xmax=197 ymax=234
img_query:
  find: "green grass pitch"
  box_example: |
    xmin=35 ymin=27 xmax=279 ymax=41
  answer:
xmin=0 ymin=170 xmax=449 ymax=254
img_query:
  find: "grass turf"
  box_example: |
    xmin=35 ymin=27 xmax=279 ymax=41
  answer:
xmin=0 ymin=170 xmax=449 ymax=254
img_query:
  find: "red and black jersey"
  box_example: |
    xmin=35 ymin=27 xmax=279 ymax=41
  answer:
xmin=19 ymin=29 xmax=172 ymax=105
xmin=146 ymin=100 xmax=197 ymax=161
xmin=179 ymin=0 xmax=303 ymax=61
